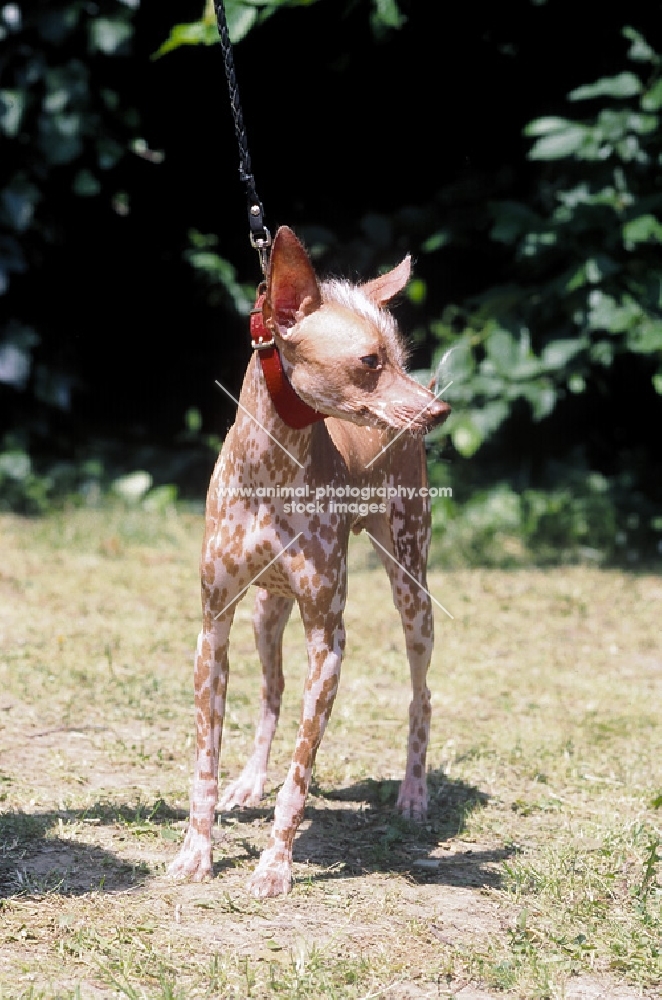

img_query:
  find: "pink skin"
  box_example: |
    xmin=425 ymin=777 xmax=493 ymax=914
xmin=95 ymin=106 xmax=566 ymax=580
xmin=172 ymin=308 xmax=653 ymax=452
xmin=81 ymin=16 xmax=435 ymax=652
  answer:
xmin=168 ymin=227 xmax=450 ymax=896
xmin=218 ymin=590 xmax=292 ymax=810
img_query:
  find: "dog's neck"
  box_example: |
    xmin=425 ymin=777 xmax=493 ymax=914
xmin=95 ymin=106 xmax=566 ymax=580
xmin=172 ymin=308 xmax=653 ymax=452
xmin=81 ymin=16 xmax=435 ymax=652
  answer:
xmin=234 ymin=351 xmax=318 ymax=477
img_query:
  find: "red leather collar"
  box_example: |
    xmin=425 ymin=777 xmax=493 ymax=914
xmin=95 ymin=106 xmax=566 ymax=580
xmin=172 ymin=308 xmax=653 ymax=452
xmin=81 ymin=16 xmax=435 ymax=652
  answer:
xmin=250 ymin=289 xmax=325 ymax=430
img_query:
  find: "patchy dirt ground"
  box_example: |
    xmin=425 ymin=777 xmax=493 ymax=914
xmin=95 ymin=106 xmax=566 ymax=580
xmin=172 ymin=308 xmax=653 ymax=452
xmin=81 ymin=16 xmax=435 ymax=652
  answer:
xmin=0 ymin=509 xmax=660 ymax=998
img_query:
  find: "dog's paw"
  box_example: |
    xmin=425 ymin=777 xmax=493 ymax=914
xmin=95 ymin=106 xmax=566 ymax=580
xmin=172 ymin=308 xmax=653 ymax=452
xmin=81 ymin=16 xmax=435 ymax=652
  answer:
xmin=396 ymin=778 xmax=428 ymax=822
xmin=218 ymin=768 xmax=266 ymax=810
xmin=167 ymin=829 xmax=213 ymax=881
xmin=247 ymin=852 xmax=292 ymax=898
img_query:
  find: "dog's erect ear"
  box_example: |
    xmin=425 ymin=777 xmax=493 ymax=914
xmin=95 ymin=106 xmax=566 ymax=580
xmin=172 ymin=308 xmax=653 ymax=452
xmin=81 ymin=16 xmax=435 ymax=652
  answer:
xmin=263 ymin=227 xmax=322 ymax=339
xmin=361 ymin=255 xmax=411 ymax=306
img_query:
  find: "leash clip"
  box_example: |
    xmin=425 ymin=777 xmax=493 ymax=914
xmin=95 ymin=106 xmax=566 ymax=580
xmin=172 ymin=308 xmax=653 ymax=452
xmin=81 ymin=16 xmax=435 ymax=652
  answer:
xmin=249 ymin=205 xmax=271 ymax=275
xmin=250 ymin=228 xmax=272 ymax=276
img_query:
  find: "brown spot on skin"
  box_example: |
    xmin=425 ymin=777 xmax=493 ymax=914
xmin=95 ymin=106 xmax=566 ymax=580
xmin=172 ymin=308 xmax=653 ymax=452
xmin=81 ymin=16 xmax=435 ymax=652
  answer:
xmin=302 ymin=717 xmax=321 ymax=747
xmin=413 ymin=764 xmax=422 ymax=779
xmin=293 ymin=766 xmax=306 ymax=795
xmin=195 ymin=655 xmax=210 ymax=687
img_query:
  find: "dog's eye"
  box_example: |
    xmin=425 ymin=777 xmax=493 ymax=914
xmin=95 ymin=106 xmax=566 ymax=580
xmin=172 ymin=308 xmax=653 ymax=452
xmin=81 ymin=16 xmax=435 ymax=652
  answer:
xmin=360 ymin=354 xmax=381 ymax=370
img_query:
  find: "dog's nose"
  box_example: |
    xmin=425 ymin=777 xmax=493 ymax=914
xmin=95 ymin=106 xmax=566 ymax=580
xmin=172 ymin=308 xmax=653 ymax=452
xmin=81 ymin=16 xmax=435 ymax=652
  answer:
xmin=427 ymin=398 xmax=451 ymax=426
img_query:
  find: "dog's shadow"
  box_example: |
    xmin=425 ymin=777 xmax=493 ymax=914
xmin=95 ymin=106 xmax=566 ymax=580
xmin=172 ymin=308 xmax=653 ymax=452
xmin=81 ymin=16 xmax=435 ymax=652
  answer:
xmin=0 ymin=806 xmax=154 ymax=900
xmin=218 ymin=771 xmax=511 ymax=890
xmin=0 ymin=776 xmax=507 ymax=898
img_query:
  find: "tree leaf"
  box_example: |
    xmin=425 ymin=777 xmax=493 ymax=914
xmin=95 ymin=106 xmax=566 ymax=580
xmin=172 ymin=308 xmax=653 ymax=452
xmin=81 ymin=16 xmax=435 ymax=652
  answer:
xmin=528 ymin=124 xmax=589 ymax=160
xmin=540 ymin=338 xmax=586 ymax=370
xmin=421 ymin=230 xmax=450 ymax=253
xmin=596 ymin=109 xmax=657 ymax=142
xmin=89 ymin=18 xmax=133 ymax=55
xmin=587 ymin=291 xmax=642 ymax=334
xmin=152 ymin=21 xmax=220 ymax=58
xmin=406 ymin=278 xmax=426 ymax=305
xmin=0 ymin=451 xmax=31 ymax=481
xmin=627 ymin=319 xmax=662 ymax=354
xmin=0 ymin=90 xmax=25 ymax=137
xmin=486 ymin=328 xmax=518 ymax=372
xmin=569 ymin=72 xmax=642 ymax=101
xmin=72 ymin=169 xmax=101 ymax=197
xmin=524 ymin=116 xmax=575 ymax=137
xmin=226 ymin=2 xmax=259 ymax=43
xmin=450 ymin=416 xmax=483 ymax=458
xmin=623 ymin=214 xmax=662 ymax=247
xmin=565 ymin=255 xmax=620 ymax=291
xmin=1 ymin=185 xmax=39 ymax=232
xmin=433 ymin=337 xmax=475 ymax=385
xmin=623 ymin=26 xmax=658 ymax=64
xmin=642 ymin=79 xmax=662 ymax=112
xmin=472 ymin=400 xmax=509 ymax=437
xmin=38 ymin=113 xmax=83 ymax=165
xmin=371 ymin=0 xmax=406 ymax=31
xmin=520 ymin=381 xmax=557 ymax=421
xmin=590 ymin=341 xmax=615 ymax=367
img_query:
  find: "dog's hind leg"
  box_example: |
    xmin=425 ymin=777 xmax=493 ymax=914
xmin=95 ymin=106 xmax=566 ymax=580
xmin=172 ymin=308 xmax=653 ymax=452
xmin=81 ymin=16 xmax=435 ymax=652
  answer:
xmin=368 ymin=496 xmax=434 ymax=821
xmin=219 ymin=589 xmax=294 ymax=810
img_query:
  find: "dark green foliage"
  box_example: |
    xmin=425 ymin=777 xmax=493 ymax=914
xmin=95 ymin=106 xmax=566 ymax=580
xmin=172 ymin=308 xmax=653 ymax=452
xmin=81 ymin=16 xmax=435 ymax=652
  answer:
xmin=154 ymin=0 xmax=326 ymax=55
xmin=1 ymin=1 xmax=660 ymax=561
xmin=0 ymin=0 xmax=143 ymax=507
xmin=429 ymin=26 xmax=662 ymax=459
xmin=155 ymin=0 xmax=404 ymax=54
xmin=0 ymin=0 xmax=140 ymax=298
xmin=422 ymin=25 xmax=662 ymax=563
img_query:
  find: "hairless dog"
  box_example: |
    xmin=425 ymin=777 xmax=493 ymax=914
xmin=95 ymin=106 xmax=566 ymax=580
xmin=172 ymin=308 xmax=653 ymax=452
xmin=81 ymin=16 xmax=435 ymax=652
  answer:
xmin=169 ymin=227 xmax=450 ymax=897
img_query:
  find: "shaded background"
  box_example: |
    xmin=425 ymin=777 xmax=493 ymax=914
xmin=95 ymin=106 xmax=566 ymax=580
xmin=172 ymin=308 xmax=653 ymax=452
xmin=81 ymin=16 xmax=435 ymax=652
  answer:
xmin=1 ymin=0 xmax=661 ymax=563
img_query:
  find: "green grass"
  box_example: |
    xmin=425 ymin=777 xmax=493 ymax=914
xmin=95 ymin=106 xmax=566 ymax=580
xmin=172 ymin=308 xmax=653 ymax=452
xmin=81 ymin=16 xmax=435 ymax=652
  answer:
xmin=0 ymin=506 xmax=661 ymax=998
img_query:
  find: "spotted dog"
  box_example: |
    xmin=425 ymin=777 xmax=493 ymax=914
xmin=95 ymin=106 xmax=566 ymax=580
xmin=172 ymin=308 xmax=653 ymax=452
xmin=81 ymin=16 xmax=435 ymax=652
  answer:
xmin=168 ymin=227 xmax=450 ymax=897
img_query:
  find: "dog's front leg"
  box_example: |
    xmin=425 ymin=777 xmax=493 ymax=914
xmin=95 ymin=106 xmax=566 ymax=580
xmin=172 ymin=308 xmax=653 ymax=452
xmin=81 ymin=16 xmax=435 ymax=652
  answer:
xmin=248 ymin=606 xmax=346 ymax=898
xmin=168 ymin=606 xmax=233 ymax=880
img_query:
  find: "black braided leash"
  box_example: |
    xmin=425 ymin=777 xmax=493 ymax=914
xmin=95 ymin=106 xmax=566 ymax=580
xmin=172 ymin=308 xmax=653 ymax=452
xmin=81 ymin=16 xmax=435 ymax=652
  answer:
xmin=213 ymin=0 xmax=271 ymax=274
